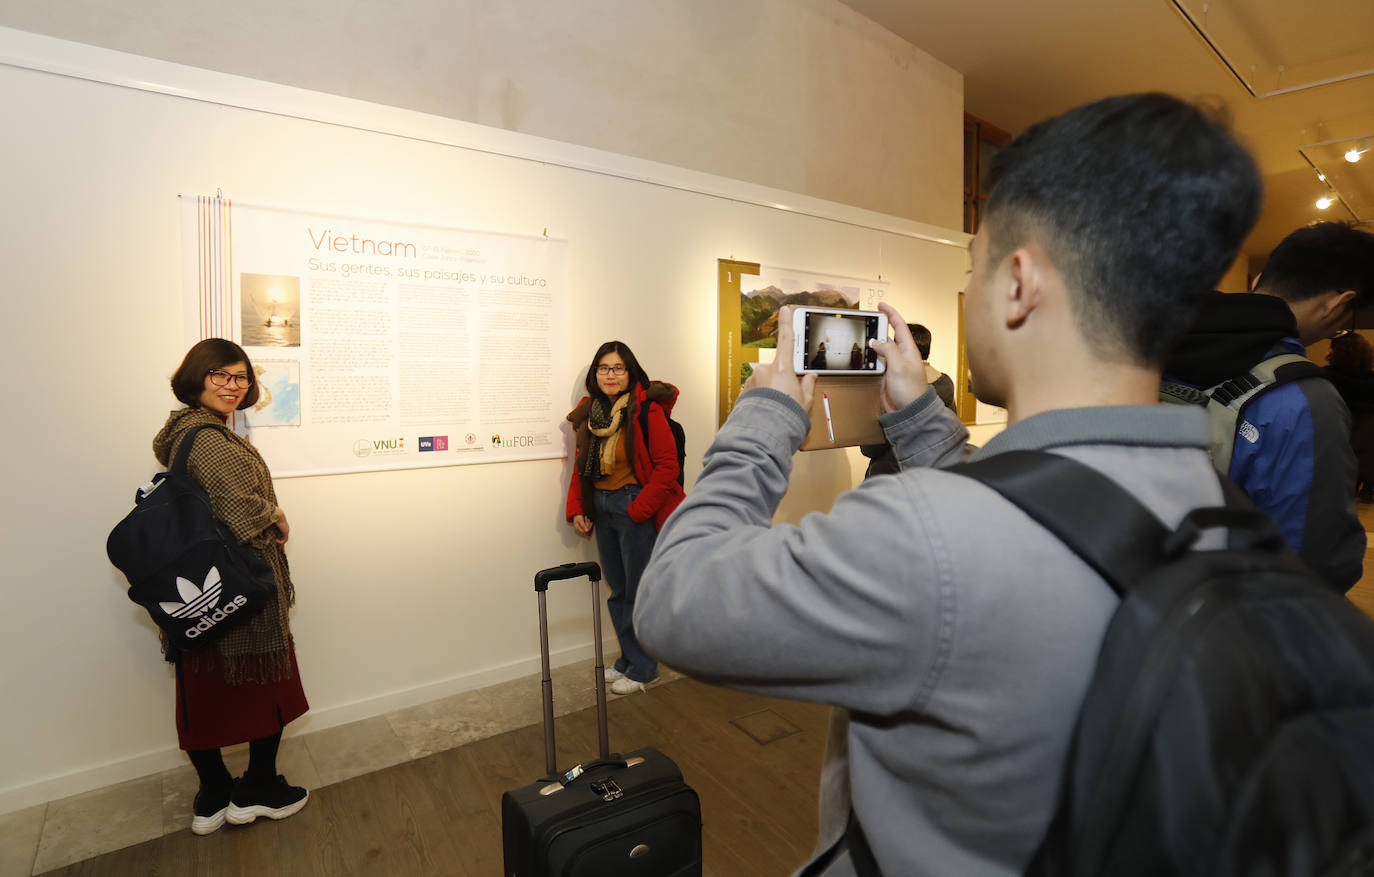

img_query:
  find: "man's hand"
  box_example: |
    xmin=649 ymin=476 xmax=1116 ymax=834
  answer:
xmin=572 ymin=514 xmax=594 ymax=538
xmin=869 ymin=303 xmax=929 ymax=413
xmin=743 ymin=306 xmax=817 ymax=411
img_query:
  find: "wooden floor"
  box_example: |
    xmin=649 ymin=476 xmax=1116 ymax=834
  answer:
xmin=40 ymin=508 xmax=1374 ymax=876
xmin=40 ymin=679 xmax=830 ymax=876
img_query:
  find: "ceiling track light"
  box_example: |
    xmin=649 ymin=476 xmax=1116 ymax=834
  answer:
xmin=1298 ymin=147 xmax=1363 ymax=222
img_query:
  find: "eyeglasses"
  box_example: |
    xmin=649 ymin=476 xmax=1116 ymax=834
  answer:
xmin=596 ymin=365 xmax=627 ymax=376
xmin=208 ymin=369 xmax=252 ymax=389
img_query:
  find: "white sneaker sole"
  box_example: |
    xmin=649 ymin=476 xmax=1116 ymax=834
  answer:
xmin=226 ymin=791 xmax=309 ymax=825
xmin=610 ymin=677 xmax=658 ymax=696
xmin=191 ymin=806 xmax=228 ymax=836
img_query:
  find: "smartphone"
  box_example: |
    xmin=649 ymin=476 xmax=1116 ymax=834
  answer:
xmin=792 ymin=306 xmax=888 ymax=374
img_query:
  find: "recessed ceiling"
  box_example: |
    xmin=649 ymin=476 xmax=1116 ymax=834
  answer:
xmin=839 ymin=0 xmax=1374 ymax=267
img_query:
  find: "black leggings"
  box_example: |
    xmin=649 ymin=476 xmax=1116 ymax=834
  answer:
xmin=187 ymin=730 xmax=282 ymax=788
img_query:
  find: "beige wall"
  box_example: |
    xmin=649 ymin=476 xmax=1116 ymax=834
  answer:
xmin=0 ymin=0 xmax=963 ymax=228
xmin=1216 ymin=253 xmax=1252 ymax=294
xmin=0 ymin=11 xmax=966 ymax=814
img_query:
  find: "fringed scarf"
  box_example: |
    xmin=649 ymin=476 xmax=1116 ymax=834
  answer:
xmin=583 ymin=393 xmax=631 ymax=478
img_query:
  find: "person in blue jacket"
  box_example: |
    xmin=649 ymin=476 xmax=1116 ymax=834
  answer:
xmin=1163 ymin=221 xmax=1374 ymax=592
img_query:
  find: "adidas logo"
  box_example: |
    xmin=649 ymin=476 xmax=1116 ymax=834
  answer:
xmin=158 ymin=567 xmax=249 ymax=639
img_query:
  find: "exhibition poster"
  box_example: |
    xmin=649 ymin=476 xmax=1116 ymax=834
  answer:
xmin=716 ymin=260 xmax=887 ymax=426
xmin=181 ymin=196 xmax=568 ymax=476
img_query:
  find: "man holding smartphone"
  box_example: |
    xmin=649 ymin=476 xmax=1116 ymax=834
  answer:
xmin=634 ymin=93 xmax=1261 ymax=876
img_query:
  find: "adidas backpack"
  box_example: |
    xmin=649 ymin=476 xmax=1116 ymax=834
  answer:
xmin=107 ymin=424 xmax=275 ymax=656
xmin=1160 ymin=352 xmax=1325 ymax=475
xmin=955 ymin=450 xmax=1374 ymax=877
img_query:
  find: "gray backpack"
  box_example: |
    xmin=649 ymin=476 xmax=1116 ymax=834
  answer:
xmin=1160 ymin=352 xmax=1323 ymax=474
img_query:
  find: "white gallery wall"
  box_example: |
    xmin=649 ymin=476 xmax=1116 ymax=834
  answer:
xmin=0 ymin=0 xmax=963 ymax=231
xmin=0 ymin=12 xmax=969 ymax=815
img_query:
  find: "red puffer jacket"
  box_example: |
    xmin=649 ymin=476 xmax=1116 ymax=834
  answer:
xmin=566 ymin=381 xmax=685 ymax=531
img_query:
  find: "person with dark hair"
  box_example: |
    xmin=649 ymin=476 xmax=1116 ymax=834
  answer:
xmin=860 ymin=323 xmax=956 ymax=478
xmin=565 ymin=341 xmax=685 ymax=695
xmin=1325 ymin=331 xmax=1374 ymax=501
xmin=1163 ymin=221 xmax=1374 ymax=591
xmin=153 ymin=338 xmax=309 ymax=835
xmin=809 ymin=341 xmax=827 ymax=370
xmin=634 ymin=93 xmax=1261 ymax=874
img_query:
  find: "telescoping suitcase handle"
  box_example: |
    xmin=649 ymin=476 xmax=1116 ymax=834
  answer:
xmin=534 ymin=561 xmax=602 ymax=591
xmin=534 ymin=562 xmax=611 ymax=778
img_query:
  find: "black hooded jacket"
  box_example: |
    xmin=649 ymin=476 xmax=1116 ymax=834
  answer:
xmin=1163 ymin=292 xmax=1363 ymax=592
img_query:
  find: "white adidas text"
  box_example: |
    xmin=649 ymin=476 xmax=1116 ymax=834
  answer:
xmin=184 ymin=594 xmax=249 ymax=639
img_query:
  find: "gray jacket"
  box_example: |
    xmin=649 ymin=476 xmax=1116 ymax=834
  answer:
xmin=635 ymin=386 xmax=1221 ymax=876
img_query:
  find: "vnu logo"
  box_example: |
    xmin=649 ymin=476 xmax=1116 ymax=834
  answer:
xmin=360 ymin=436 xmax=407 ymax=456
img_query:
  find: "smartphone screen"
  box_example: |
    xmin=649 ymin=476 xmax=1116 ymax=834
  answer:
xmin=801 ymin=311 xmax=882 ymax=372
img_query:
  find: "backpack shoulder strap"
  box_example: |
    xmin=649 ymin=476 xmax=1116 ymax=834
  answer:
xmin=1209 ymin=353 xmax=1322 ymax=468
xmin=950 ymin=450 xmax=1169 ymax=597
xmin=1161 ymin=353 xmax=1322 ymax=474
xmin=171 ymin=423 xmax=228 ymax=476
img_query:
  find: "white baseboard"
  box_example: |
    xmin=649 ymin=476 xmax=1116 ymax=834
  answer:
xmin=0 ymin=638 xmax=617 ymax=817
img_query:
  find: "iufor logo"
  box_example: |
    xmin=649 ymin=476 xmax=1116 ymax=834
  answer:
xmin=492 ymin=433 xmax=537 ymax=448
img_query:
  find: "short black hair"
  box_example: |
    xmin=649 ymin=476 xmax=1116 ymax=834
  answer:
xmin=984 ymin=93 xmax=1261 ymax=365
xmin=1255 ymin=222 xmax=1374 ymax=305
xmin=171 ymin=338 xmax=259 ymax=409
xmin=908 ymin=324 xmax=933 ymax=360
xmin=584 ymin=340 xmax=650 ymax=401
xmin=1328 ymin=331 xmax=1374 ymax=371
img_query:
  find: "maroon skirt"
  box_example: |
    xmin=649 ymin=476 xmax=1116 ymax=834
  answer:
xmin=174 ymin=644 xmax=309 ymax=750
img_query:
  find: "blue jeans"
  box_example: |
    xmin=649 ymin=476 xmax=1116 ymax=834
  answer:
xmin=592 ymin=486 xmax=659 ymax=683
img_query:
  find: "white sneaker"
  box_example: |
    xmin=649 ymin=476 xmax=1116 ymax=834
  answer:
xmin=602 ymin=666 xmax=626 ymax=683
xmin=610 ymin=675 xmax=658 ymax=696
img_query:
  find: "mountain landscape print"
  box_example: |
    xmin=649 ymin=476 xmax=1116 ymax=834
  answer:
xmin=740 ymin=281 xmax=859 ymax=348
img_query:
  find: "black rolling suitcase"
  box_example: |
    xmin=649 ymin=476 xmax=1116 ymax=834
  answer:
xmin=501 ymin=562 xmax=703 ymax=877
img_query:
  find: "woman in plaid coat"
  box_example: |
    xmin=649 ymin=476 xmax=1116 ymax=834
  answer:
xmin=152 ymin=338 xmax=309 ymax=835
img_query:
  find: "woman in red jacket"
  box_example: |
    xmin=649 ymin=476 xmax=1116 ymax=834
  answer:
xmin=566 ymin=341 xmax=685 ymax=694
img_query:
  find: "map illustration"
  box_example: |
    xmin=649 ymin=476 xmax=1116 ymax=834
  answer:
xmin=247 ymin=360 xmax=301 ymax=427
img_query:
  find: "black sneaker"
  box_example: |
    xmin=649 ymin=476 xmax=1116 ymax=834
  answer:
xmin=191 ymin=781 xmax=234 ymax=836
xmin=226 ymin=774 xmax=309 ymax=825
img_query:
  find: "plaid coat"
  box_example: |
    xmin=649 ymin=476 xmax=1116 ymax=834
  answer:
xmin=153 ymin=406 xmax=295 ymax=683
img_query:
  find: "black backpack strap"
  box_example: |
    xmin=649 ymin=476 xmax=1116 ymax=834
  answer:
xmin=637 ymin=397 xmax=651 ymax=447
xmin=171 ymin=423 xmax=227 ymax=476
xmin=950 ymin=450 xmax=1168 ymax=597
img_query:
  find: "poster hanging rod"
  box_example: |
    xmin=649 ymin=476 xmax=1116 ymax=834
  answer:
xmin=0 ymin=26 xmax=965 ymax=250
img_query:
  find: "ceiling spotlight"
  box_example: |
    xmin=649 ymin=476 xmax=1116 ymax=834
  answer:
xmin=1317 ymin=173 xmax=1326 ymax=181
xmin=1347 ymin=138 xmax=1372 ymax=163
xmin=1316 ymin=195 xmax=1334 ymax=210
